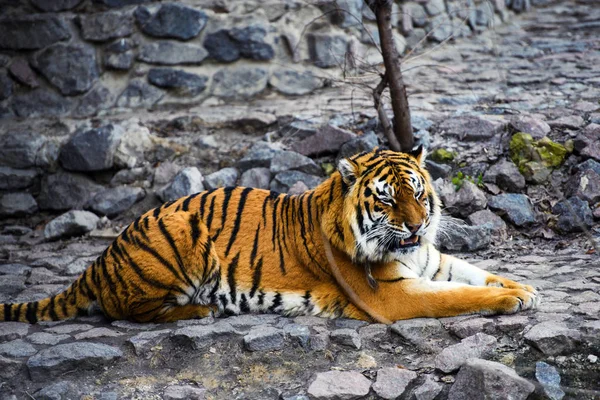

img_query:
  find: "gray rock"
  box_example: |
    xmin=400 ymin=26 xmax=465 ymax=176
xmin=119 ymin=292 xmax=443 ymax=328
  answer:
xmin=0 ymin=355 xmax=22 ymax=379
xmin=116 ymin=80 xmax=164 ymax=108
xmin=403 ymin=2 xmax=428 ymax=27
xmin=569 ymin=169 xmax=600 ymax=204
xmin=270 ymin=171 xmax=323 ymax=193
xmin=576 ymin=159 xmax=600 ymax=176
xmin=439 ymin=180 xmax=487 ymax=218
xmin=425 ymin=160 xmax=452 ymax=180
xmin=428 ymin=14 xmax=454 ymax=42
xmin=524 ymin=322 xmax=581 ymax=355
xmin=446 ymin=317 xmax=494 ymax=339
xmin=413 ymin=375 xmax=444 ymax=400
xmin=0 ymin=71 xmax=12 ymax=101
xmin=34 ymin=381 xmax=78 ymax=400
xmin=283 ymin=323 xmax=310 ymax=347
xmin=536 ymin=361 xmax=565 ymax=400
xmin=163 ymin=385 xmax=206 ymax=400
xmin=148 ymin=68 xmax=208 ymax=97
xmin=338 ymin=131 xmax=379 ymax=159
xmin=0 ymin=322 xmax=30 ymax=341
xmin=330 ymin=328 xmax=361 ymax=349
xmin=128 ymin=329 xmax=170 ymax=356
xmin=114 ymin=122 xmax=153 ymax=169
xmin=95 ymin=0 xmax=153 ymax=7
xmin=38 ymin=172 xmax=103 ymax=211
xmin=488 ymin=193 xmax=536 ymax=227
xmin=467 ymin=209 xmax=507 ymax=234
xmin=87 ymin=186 xmax=145 ymax=218
xmin=372 ymin=367 xmax=417 ymax=400
xmin=229 ymin=25 xmax=275 ymax=60
xmin=32 ymin=43 xmax=99 ymax=96
xmin=307 ymin=370 xmax=371 ymax=399
xmin=31 ymin=0 xmax=82 ymax=11
xmin=484 ymin=160 xmax=525 ymax=192
xmin=27 ymin=342 xmax=123 ymax=381
xmin=438 ymin=223 xmax=491 ymax=251
xmin=153 ymin=162 xmax=182 ymax=188
xmin=79 ymin=11 xmax=133 ymax=42
xmin=171 ymin=322 xmax=239 ymax=349
xmin=0 ymin=264 xmax=31 ymax=276
xmin=332 ymin=319 xmax=368 ymax=330
xmin=0 ymin=133 xmax=47 ymax=169
xmin=204 ymin=167 xmax=239 ymax=189
xmin=11 ymin=88 xmax=71 ymax=118
xmin=74 ymin=85 xmax=116 ymax=117
xmin=103 ymin=38 xmax=135 ymax=70
xmin=510 ymin=116 xmax=551 ymax=139
xmin=135 ymin=4 xmax=207 ymax=40
xmin=211 ymin=66 xmax=269 ymax=99
xmin=44 ymin=324 xmax=94 ymax=334
xmin=27 ymin=332 xmax=71 ymax=346
xmin=243 ymin=326 xmax=285 ymax=351
xmin=237 ymin=142 xmax=282 ymax=171
xmin=549 ymin=115 xmax=585 ymax=129
xmin=60 ymin=124 xmax=124 ymax=172
xmin=74 ymin=327 xmax=123 ymax=340
xmin=0 ymin=274 xmax=26 ymax=296
xmin=448 ymin=359 xmax=535 ymax=400
xmin=288 ymin=181 xmax=310 ymax=195
xmin=438 ymin=116 xmax=505 ymax=141
xmin=0 ymin=192 xmax=37 ymax=217
xmin=203 ymin=30 xmax=240 ymax=63
xmin=0 ymin=16 xmax=71 ymax=50
xmin=552 ymin=197 xmax=593 ymax=233
xmin=0 ymin=339 xmax=38 ymax=358
xmin=271 ymin=151 xmax=322 ymax=176
xmin=435 ymin=333 xmax=498 ymax=373
xmin=159 ymin=167 xmax=204 ymax=202
xmin=425 ymin=0 xmax=446 ymax=15
xmin=307 ymin=33 xmax=349 ymax=68
xmin=239 ymin=168 xmax=271 ymax=189
xmin=8 ymin=57 xmax=39 ymax=88
xmin=391 ymin=318 xmax=449 ymax=352
xmin=44 ymin=210 xmax=100 ymax=240
xmin=270 ymin=69 xmax=322 ymax=96
xmin=222 ymin=314 xmax=280 ymax=330
xmin=138 ymin=41 xmax=209 ymax=65
xmin=327 ymin=0 xmax=362 ymax=28
xmin=291 ymin=125 xmax=356 ymax=157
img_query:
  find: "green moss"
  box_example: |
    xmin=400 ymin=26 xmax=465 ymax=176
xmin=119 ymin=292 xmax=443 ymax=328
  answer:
xmin=430 ymin=148 xmax=456 ymax=164
xmin=536 ymin=137 xmax=567 ymax=168
xmin=509 ymin=132 xmax=535 ymax=167
xmin=321 ymin=162 xmax=335 ymax=176
xmin=509 ymin=133 xmax=567 ymax=183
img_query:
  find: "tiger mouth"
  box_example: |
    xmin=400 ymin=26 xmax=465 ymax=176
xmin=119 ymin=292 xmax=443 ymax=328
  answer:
xmin=387 ymin=234 xmax=420 ymax=252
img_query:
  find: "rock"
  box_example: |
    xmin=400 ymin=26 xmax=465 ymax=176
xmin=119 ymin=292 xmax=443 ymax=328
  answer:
xmin=0 ymin=355 xmax=22 ymax=379
xmin=27 ymin=332 xmax=70 ymax=346
xmin=204 ymin=167 xmax=239 ymax=189
xmin=510 ymin=116 xmax=551 ymax=139
xmin=203 ymin=30 xmax=240 ymax=63
xmin=0 ymin=16 xmax=71 ymax=50
xmin=237 ymin=142 xmax=282 ymax=171
xmin=8 ymin=57 xmax=39 ymax=88
xmin=435 ymin=333 xmax=498 ymax=373
xmin=31 ymin=0 xmax=82 ymax=11
xmin=223 ymin=314 xmax=280 ymax=330
xmin=148 ymin=68 xmax=208 ymax=97
xmin=576 ymin=159 xmax=600 ymax=176
xmin=428 ymin=14 xmax=454 ymax=42
xmin=271 ymin=151 xmax=322 ymax=176
xmin=38 ymin=172 xmax=103 ymax=211
xmin=0 ymin=193 xmax=38 ymax=217
xmin=32 ymin=43 xmax=98 ymax=96
xmin=307 ymin=370 xmax=371 ymax=400
xmin=391 ymin=318 xmax=449 ymax=352
xmin=87 ymin=186 xmax=145 ymax=218
xmin=229 ymin=25 xmax=275 ymax=60
xmin=0 ymin=71 xmax=12 ymax=100
xmin=163 ymin=385 xmax=206 ymax=400
xmin=243 ymin=326 xmax=285 ymax=351
xmin=116 ymin=80 xmax=164 ymax=108
xmin=27 ymin=342 xmax=123 ymax=381
xmin=270 ymin=171 xmax=323 ymax=193
xmin=95 ymin=0 xmax=153 ymax=7
xmin=288 ymin=181 xmax=310 ymax=195
xmin=291 ymin=125 xmax=355 ymax=157
xmin=569 ymin=170 xmax=600 ymax=204
xmin=524 ymin=321 xmax=580 ymax=355
xmin=138 ymin=41 xmax=209 ymax=65
xmin=153 ymin=162 xmax=182 ymax=188
xmin=240 ymin=168 xmax=271 ymax=189
xmin=307 ymin=33 xmax=349 ymax=68
xmin=484 ymin=160 xmax=526 ymax=192
xmin=60 ymin=124 xmax=124 ymax=172
xmin=104 ymin=38 xmax=135 ymax=70
xmin=488 ymin=194 xmax=536 ymax=227
xmin=552 ymin=197 xmax=593 ymax=233
xmin=438 ymin=180 xmax=487 ymax=218
xmin=549 ymin=115 xmax=585 ymax=129
xmin=269 ymin=68 xmax=322 ymax=95
xmin=159 ymin=167 xmax=204 ymax=202
xmin=283 ymin=324 xmax=310 ymax=347
xmin=75 ymin=85 xmax=116 ymax=117
xmin=467 ymin=209 xmax=507 ymax=234
xmin=0 ymin=263 xmax=31 ymax=276
xmin=403 ymin=2 xmax=428 ymax=27
xmin=425 ymin=160 xmax=452 ymax=180
xmin=44 ymin=210 xmax=100 ymax=240
xmin=0 ymin=339 xmax=38 ymax=358
xmin=0 ymin=322 xmax=30 ymax=341
xmin=438 ymin=224 xmax=491 ymax=251
xmin=446 ymin=317 xmax=495 ymax=339
xmin=0 ymin=133 xmax=47 ymax=169
xmin=34 ymin=381 xmax=78 ymax=400
xmin=113 ymin=121 xmax=153 ymax=169
xmin=448 ymin=359 xmax=535 ymax=400
xmin=438 ymin=116 xmax=505 ymax=141
xmin=74 ymin=328 xmax=123 ymax=340
xmin=171 ymin=322 xmax=239 ymax=349
xmin=135 ymin=4 xmax=207 ymax=40
xmin=128 ymin=329 xmax=170 ymax=356
xmin=536 ymin=361 xmax=565 ymax=400
xmin=413 ymin=375 xmax=444 ymax=400
xmin=11 ymin=88 xmax=72 ymax=118
xmin=330 ymin=329 xmax=361 ymax=349
xmin=372 ymin=367 xmax=417 ymax=399
xmin=79 ymin=11 xmax=133 ymax=42
xmin=510 ymin=134 xmax=567 ymax=182
xmin=338 ymin=131 xmax=379 ymax=159
xmin=581 ymin=321 xmax=600 ymax=347
xmin=211 ymin=66 xmax=269 ymax=99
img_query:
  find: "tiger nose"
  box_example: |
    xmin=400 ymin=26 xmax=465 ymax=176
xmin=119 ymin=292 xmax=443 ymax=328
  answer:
xmin=406 ymin=223 xmax=422 ymax=234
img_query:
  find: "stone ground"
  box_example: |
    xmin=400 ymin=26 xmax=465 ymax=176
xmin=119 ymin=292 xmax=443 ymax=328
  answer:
xmin=1 ymin=1 xmax=600 ymax=399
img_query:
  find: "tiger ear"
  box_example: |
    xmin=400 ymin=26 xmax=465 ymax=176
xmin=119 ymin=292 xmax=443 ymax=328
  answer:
xmin=410 ymin=145 xmax=427 ymax=167
xmin=338 ymin=158 xmax=358 ymax=186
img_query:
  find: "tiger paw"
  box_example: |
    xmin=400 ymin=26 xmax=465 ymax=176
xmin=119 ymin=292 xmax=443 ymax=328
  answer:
xmin=486 ymin=276 xmax=538 ymax=295
xmin=493 ymin=288 xmax=539 ymax=314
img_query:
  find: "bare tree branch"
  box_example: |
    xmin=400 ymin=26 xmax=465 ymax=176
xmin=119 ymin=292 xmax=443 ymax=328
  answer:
xmin=373 ymin=74 xmax=402 ymax=151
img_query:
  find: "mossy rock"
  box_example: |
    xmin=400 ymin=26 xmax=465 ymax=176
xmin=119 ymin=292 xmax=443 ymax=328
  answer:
xmin=509 ymin=133 xmax=567 ymax=182
xmin=430 ymin=148 xmax=456 ymax=164
xmin=321 ymin=162 xmax=335 ymax=176
xmin=536 ymin=137 xmax=567 ymax=168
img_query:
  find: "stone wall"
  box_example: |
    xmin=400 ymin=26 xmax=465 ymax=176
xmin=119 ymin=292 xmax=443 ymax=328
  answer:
xmin=0 ymin=0 xmax=530 ymax=119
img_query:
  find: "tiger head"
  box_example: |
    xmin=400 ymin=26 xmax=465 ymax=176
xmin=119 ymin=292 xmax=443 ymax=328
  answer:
xmin=336 ymin=147 xmax=441 ymax=264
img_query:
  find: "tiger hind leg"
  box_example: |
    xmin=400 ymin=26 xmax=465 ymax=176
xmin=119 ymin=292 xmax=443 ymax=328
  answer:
xmin=142 ymin=304 xmax=216 ymax=323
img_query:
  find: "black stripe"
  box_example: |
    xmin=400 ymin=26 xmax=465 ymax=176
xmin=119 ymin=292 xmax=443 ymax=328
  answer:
xmin=14 ymin=303 xmax=23 ymax=322
xmin=153 ymin=207 xmax=161 ymax=218
xmin=206 ymin=196 xmax=216 ymax=231
xmin=59 ymin=296 xmax=68 ymax=318
xmin=355 ymin=204 xmax=365 ymax=234
xmin=198 ymin=191 xmax=209 ymax=217
xmin=227 ymin=252 xmax=240 ymax=305
xmin=269 ymin=292 xmax=282 ymax=312
xmin=334 ymin=222 xmax=345 ymax=243
xmin=133 ymin=237 xmax=186 ymax=285
xmin=118 ymin=242 xmax=181 ymax=292
xmin=376 ymin=277 xmax=406 ymax=283
xmin=225 ymin=187 xmax=252 ymax=257
xmin=250 ymin=258 xmax=263 ymax=298
xmin=100 ymin=257 xmax=122 ymax=315
xmin=424 ymin=246 xmax=430 ymax=278
xmin=158 ymin=219 xmax=196 ymax=288
xmin=306 ymin=192 xmax=315 ymax=232
xmin=219 ymin=294 xmax=229 ymax=308
xmin=240 ymin=294 xmax=250 ymax=313
xmin=249 ymin=225 xmax=260 ymax=269
xmin=258 ymin=290 xmax=265 ymax=306
xmin=182 ymin=192 xmax=201 ymax=212
xmin=48 ymin=297 xmax=59 ymax=321
xmin=328 ymin=178 xmax=336 ymax=205
xmin=271 ymin=196 xmax=281 ymax=251
xmin=190 ymin=213 xmax=201 ymax=248
xmin=364 ymin=201 xmax=375 ymax=222
xmin=4 ymin=303 xmax=12 ymax=321
xmin=214 ymin=187 xmax=236 ymax=240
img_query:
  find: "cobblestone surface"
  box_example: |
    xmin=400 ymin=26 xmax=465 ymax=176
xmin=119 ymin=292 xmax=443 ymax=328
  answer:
xmin=1 ymin=1 xmax=600 ymax=399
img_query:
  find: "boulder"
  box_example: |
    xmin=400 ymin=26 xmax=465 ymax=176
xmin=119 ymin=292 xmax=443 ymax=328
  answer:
xmin=552 ymin=197 xmax=593 ymax=233
xmin=524 ymin=321 xmax=581 ymax=355
xmin=239 ymin=168 xmax=271 ymax=189
xmin=158 ymin=167 xmax=204 ymax=202
xmin=60 ymin=124 xmax=124 ymax=172
xmin=78 ymin=11 xmax=133 ymax=42
xmin=270 ymin=151 xmax=322 ymax=176
xmin=0 ymin=193 xmax=38 ymax=217
xmin=243 ymin=326 xmax=285 ymax=351
xmin=307 ymin=370 xmax=371 ymax=400
xmin=372 ymin=367 xmax=417 ymax=400
xmin=135 ymin=4 xmax=207 ymax=40
xmin=270 ymin=171 xmax=323 ymax=193
xmin=147 ymin=68 xmax=208 ymax=97
xmin=487 ymin=194 xmax=536 ymax=227
xmin=211 ymin=66 xmax=269 ymax=100
xmin=138 ymin=41 xmax=209 ymax=65
xmin=291 ymin=125 xmax=356 ymax=157
xmin=116 ymin=80 xmax=164 ymax=108
xmin=11 ymin=88 xmax=71 ymax=118
xmin=269 ymin=68 xmax=322 ymax=95
xmin=86 ymin=186 xmax=145 ymax=218
xmin=438 ymin=224 xmax=491 ymax=251
xmin=0 ymin=167 xmax=38 ymax=190
xmin=31 ymin=0 xmax=82 ymax=11
xmin=204 ymin=167 xmax=239 ymax=189
xmin=0 ymin=16 xmax=71 ymax=50
xmin=38 ymin=172 xmax=103 ymax=211
xmin=44 ymin=210 xmax=100 ymax=240
xmin=435 ymin=333 xmax=497 ymax=373
xmin=307 ymin=33 xmax=349 ymax=68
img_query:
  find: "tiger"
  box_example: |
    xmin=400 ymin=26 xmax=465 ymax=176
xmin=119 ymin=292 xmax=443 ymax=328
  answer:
xmin=0 ymin=147 xmax=538 ymax=324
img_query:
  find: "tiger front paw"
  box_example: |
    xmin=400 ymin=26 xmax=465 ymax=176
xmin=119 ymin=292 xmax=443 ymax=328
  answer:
xmin=493 ymin=288 xmax=539 ymax=315
xmin=486 ymin=276 xmax=538 ymax=296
